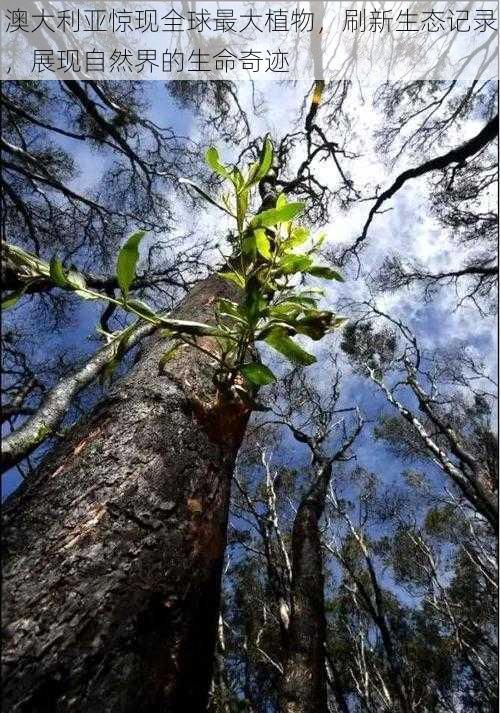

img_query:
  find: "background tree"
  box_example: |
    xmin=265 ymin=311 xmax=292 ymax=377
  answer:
xmin=341 ymin=303 xmax=498 ymax=532
xmin=330 ymin=80 xmax=498 ymax=308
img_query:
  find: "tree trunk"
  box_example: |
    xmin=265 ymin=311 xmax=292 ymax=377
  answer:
xmin=280 ymin=473 xmax=330 ymax=713
xmin=2 ymin=275 xmax=251 ymax=713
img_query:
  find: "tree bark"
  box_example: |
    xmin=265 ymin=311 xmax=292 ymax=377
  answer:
xmin=2 ymin=275 xmax=251 ymax=713
xmin=279 ymin=464 xmax=331 ymax=713
xmin=2 ymin=320 xmax=158 ymax=472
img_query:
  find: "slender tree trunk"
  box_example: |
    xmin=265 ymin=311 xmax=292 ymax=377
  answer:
xmin=325 ymin=653 xmax=351 ymax=713
xmin=2 ymin=275 xmax=251 ymax=713
xmin=279 ymin=464 xmax=331 ymax=713
xmin=208 ymin=615 xmax=232 ymax=713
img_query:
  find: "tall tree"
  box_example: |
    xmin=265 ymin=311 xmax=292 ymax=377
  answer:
xmin=226 ymin=362 xmax=362 ymax=713
xmin=272 ymin=367 xmax=362 ymax=713
xmin=2 ymin=82 xmax=346 ymax=710
xmin=2 ymin=273 xmax=254 ymax=712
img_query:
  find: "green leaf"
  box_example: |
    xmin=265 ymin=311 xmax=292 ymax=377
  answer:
xmin=252 ymin=202 xmax=305 ymax=228
xmin=125 ymin=298 xmax=157 ymax=320
xmin=255 ymin=229 xmax=271 ymax=260
xmin=217 ymin=298 xmax=240 ymax=316
xmin=279 ymin=254 xmax=313 ymax=275
xmin=242 ymin=232 xmax=257 ymax=258
xmin=252 ymin=137 xmax=274 ymax=185
xmin=240 ymin=362 xmax=276 ymax=386
xmin=246 ymin=160 xmax=259 ymax=185
xmin=49 ymin=259 xmax=89 ymax=294
xmin=264 ymin=328 xmax=316 ymax=366
xmin=116 ymin=230 xmax=146 ymax=299
xmin=314 ymin=232 xmax=327 ymax=250
xmin=159 ymin=342 xmax=184 ymax=373
xmin=236 ymin=187 xmax=249 ymax=231
xmin=205 ymin=147 xmax=231 ymax=179
xmin=1 ymin=289 xmax=25 ymax=310
xmin=294 ymin=309 xmax=336 ymax=340
xmin=74 ymin=289 xmax=100 ymax=301
xmin=100 ymin=325 xmax=135 ymax=385
xmin=269 ymin=303 xmax=302 ymax=318
xmin=293 ymin=324 xmax=325 ymax=341
xmin=179 ymin=178 xmax=234 ymax=217
xmin=219 ymin=271 xmax=245 ymax=289
xmin=67 ymin=270 xmax=87 ymax=291
xmin=231 ymin=168 xmax=244 ymax=192
xmin=282 ymin=295 xmax=318 ymax=308
xmin=283 ymin=226 xmax=310 ymax=251
xmin=245 ymin=137 xmax=274 ymax=188
xmin=218 ymin=298 xmax=248 ymax=325
xmin=276 ymin=193 xmax=288 ymax=209
xmin=115 ymin=325 xmax=135 ymax=361
xmin=243 ymin=277 xmax=267 ymax=326
xmin=49 ymin=257 xmax=70 ymax=288
xmin=265 ymin=311 xmax=331 ymax=342
xmin=159 ymin=317 xmax=219 ymax=337
xmin=307 ymin=265 xmax=344 ymax=281
xmin=257 ymin=321 xmax=296 ymax=339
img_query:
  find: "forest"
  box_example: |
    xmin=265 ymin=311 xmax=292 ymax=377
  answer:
xmin=1 ymin=75 xmax=498 ymax=713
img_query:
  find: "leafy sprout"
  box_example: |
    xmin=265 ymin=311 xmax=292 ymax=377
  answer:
xmin=3 ymin=137 xmax=346 ymax=396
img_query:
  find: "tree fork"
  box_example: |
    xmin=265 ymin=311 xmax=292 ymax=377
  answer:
xmin=2 ymin=275 xmax=251 ymax=713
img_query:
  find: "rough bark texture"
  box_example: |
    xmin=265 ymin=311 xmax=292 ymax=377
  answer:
xmin=2 ymin=276 xmax=251 ymax=713
xmin=2 ymin=320 xmax=158 ymax=472
xmin=280 ymin=478 xmax=329 ymax=713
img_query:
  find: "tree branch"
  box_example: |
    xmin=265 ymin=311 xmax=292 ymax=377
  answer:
xmin=342 ymin=114 xmax=498 ymax=262
xmin=2 ymin=320 xmax=157 ymax=473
